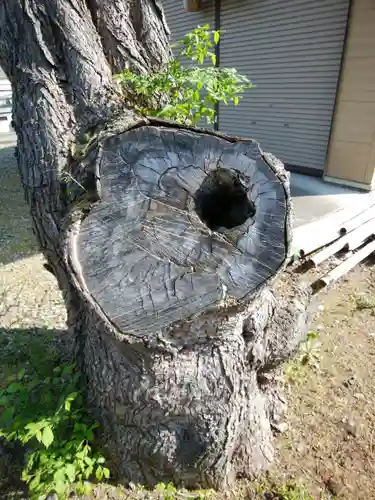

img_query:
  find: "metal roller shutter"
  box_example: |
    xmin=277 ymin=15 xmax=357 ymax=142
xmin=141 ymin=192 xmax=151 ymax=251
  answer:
xmin=162 ymin=1 xmax=215 ymax=58
xmin=219 ymin=0 xmax=350 ymax=171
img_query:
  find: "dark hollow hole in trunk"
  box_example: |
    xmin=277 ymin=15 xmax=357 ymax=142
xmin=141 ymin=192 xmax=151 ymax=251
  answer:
xmin=194 ymin=168 xmax=256 ymax=231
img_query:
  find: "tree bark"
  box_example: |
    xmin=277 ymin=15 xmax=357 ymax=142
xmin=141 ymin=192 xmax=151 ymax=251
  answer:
xmin=0 ymin=0 xmax=311 ymax=490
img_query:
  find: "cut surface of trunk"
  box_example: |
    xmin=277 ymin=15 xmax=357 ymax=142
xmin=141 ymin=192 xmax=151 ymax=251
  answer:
xmin=76 ymin=124 xmax=292 ymax=336
xmin=0 ymin=0 xmax=311 ymax=490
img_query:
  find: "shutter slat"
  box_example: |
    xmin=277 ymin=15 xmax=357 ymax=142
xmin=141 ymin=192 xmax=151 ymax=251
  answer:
xmin=219 ymin=0 xmax=350 ymax=170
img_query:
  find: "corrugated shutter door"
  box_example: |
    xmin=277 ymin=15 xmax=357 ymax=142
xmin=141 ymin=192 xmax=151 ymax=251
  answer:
xmin=219 ymin=0 xmax=350 ymax=171
xmin=162 ymin=1 xmax=215 ymax=57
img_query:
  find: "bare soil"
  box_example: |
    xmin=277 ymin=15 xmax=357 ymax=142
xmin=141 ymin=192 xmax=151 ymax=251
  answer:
xmin=1 ymin=145 xmax=375 ymax=499
xmin=269 ymin=264 xmax=375 ymax=500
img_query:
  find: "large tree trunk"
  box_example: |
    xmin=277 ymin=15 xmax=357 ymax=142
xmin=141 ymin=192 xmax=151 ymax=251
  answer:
xmin=0 ymin=0 xmax=311 ymax=490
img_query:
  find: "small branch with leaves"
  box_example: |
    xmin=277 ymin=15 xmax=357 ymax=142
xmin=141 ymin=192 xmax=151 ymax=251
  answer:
xmin=115 ymin=25 xmax=253 ymax=126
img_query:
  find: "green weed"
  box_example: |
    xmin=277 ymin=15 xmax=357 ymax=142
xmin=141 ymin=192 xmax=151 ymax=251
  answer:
xmin=355 ymin=293 xmax=375 ymax=311
xmin=258 ymin=481 xmax=314 ymax=500
xmin=284 ymin=331 xmax=321 ymax=385
xmin=0 ymin=329 xmax=109 ymax=500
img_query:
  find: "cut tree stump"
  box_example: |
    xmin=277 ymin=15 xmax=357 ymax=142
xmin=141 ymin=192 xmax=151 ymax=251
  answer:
xmin=62 ymin=119 xmax=311 ymax=489
xmin=0 ymin=0 xmax=310 ymax=491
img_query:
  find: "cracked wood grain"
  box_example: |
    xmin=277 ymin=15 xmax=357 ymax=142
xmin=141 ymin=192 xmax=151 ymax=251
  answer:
xmin=77 ymin=126 xmax=291 ymax=337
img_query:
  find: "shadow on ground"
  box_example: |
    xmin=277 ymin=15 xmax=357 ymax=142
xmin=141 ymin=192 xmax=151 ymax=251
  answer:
xmin=0 ymin=146 xmax=38 ymax=266
xmin=0 ymin=438 xmax=27 ymax=500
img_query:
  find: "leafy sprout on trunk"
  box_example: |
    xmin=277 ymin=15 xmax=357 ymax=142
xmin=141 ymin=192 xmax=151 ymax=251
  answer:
xmin=115 ymin=24 xmax=253 ymax=126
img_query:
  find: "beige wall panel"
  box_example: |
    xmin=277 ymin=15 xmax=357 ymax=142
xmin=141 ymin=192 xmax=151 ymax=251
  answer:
xmin=327 ymin=141 xmax=371 ymax=182
xmin=332 ymin=101 xmax=375 ymax=144
xmin=325 ymin=0 xmax=375 ymax=189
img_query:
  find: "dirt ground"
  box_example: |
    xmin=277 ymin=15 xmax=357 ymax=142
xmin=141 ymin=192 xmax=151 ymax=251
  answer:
xmin=269 ymin=264 xmax=375 ymax=500
xmin=1 ymin=146 xmax=375 ymax=499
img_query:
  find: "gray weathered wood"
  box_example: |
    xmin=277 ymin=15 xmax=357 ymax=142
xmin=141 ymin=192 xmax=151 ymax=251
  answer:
xmin=0 ymin=0 xmax=311 ymax=491
xmin=77 ymin=124 xmax=291 ymax=337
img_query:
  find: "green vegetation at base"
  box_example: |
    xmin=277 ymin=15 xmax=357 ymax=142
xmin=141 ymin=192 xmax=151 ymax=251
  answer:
xmin=0 ymin=327 xmax=108 ymax=499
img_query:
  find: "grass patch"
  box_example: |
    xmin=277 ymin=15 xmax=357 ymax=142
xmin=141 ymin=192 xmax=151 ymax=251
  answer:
xmin=284 ymin=331 xmax=321 ymax=386
xmin=258 ymin=481 xmax=314 ymax=500
xmin=355 ymin=293 xmax=375 ymax=311
xmin=0 ymin=321 xmax=110 ymax=499
xmin=128 ymin=482 xmax=214 ymax=499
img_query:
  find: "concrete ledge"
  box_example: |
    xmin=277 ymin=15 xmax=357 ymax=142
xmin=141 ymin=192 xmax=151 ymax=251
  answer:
xmin=290 ymin=172 xmax=375 ymax=229
xmin=323 ymin=175 xmax=373 ymax=192
xmin=0 ymin=131 xmax=16 ymax=149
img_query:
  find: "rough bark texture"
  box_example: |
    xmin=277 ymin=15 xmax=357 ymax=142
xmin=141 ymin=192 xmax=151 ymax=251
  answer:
xmin=61 ymin=120 xmax=310 ymax=488
xmin=0 ymin=0 xmax=311 ymax=490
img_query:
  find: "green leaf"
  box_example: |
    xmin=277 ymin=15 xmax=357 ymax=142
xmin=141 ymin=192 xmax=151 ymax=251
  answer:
xmin=214 ymin=31 xmax=220 ymax=44
xmin=0 ymin=406 xmax=13 ymax=424
xmin=25 ymin=422 xmax=42 ymax=433
xmin=211 ymin=54 xmax=216 ymax=66
xmin=54 ymin=480 xmax=67 ymax=496
xmin=64 ymin=391 xmax=78 ymax=412
xmin=28 ymin=475 xmax=41 ymax=491
xmin=84 ymin=456 xmax=94 ymax=466
xmin=41 ymin=425 xmax=54 ymax=448
xmin=54 ymin=468 xmax=66 ymax=484
xmin=62 ymin=364 xmax=74 ymax=376
xmin=64 ymin=463 xmax=76 ymax=483
xmin=7 ymin=382 xmax=21 ymax=393
xmin=36 ymin=429 xmax=42 ymax=443
xmin=84 ymin=464 xmax=94 ymax=480
xmin=102 ymin=467 xmax=110 ymax=479
xmin=96 ymin=465 xmax=103 ymax=481
xmin=85 ymin=428 xmax=94 ymax=441
xmin=234 ymin=96 xmax=239 ymax=105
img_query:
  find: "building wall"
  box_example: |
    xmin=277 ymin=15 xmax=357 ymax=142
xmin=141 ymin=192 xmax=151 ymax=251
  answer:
xmin=325 ymin=0 xmax=375 ymax=190
xmin=0 ymin=67 xmax=12 ymax=133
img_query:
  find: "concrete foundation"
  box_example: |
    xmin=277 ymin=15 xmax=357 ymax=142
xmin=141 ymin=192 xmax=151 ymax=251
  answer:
xmin=290 ymin=172 xmax=375 ymax=228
